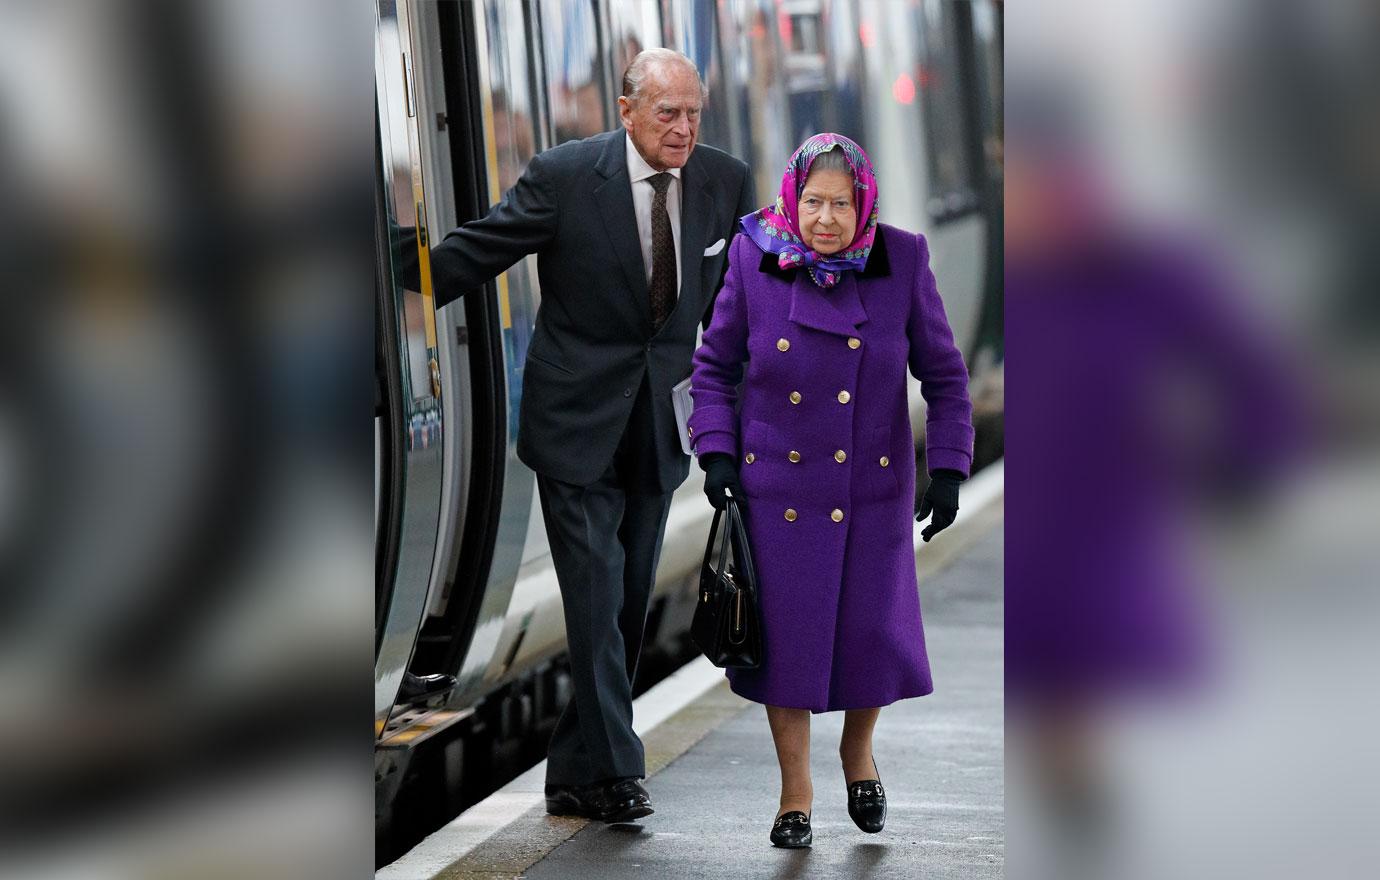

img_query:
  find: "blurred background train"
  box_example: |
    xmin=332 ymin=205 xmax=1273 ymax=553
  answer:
xmin=376 ymin=0 xmax=1003 ymax=864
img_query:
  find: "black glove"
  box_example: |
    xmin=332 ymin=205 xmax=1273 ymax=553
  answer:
xmin=699 ymin=452 xmax=744 ymax=511
xmin=916 ymin=468 xmax=963 ymax=542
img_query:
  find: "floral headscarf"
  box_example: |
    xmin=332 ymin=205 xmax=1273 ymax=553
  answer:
xmin=740 ymin=132 xmax=879 ymax=288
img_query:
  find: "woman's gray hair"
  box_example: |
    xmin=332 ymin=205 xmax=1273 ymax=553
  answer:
xmin=805 ymin=145 xmax=853 ymax=180
xmin=621 ymin=48 xmax=708 ymax=103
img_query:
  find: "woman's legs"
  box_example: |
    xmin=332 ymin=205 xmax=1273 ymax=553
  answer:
xmin=840 ymin=707 xmax=881 ymax=783
xmin=765 ymin=705 xmax=813 ymax=817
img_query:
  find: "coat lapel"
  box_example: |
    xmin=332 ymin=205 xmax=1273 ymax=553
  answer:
xmin=593 ymin=130 xmax=652 ymax=327
xmin=762 ymin=228 xmax=890 ymax=337
xmin=788 ymin=275 xmax=869 ymax=337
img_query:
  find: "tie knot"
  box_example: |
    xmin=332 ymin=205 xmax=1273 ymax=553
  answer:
xmin=648 ymin=172 xmax=673 ymax=195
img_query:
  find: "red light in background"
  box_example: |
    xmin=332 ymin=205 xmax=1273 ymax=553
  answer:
xmin=859 ymin=21 xmax=874 ymax=48
xmin=893 ymin=72 xmax=916 ymax=105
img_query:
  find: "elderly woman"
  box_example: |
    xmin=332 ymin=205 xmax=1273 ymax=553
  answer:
xmin=687 ymin=133 xmax=974 ymax=847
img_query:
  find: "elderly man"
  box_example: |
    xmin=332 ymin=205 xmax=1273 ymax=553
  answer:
xmin=430 ymin=49 xmax=754 ymax=822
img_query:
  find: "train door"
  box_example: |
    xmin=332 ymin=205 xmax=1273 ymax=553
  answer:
xmin=375 ymin=0 xmax=445 ymax=732
xmin=395 ymin=0 xmax=554 ymax=705
xmin=396 ymin=0 xmax=519 ymax=698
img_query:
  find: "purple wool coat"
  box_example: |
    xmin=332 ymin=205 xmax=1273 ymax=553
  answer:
xmin=688 ymin=224 xmax=974 ymax=712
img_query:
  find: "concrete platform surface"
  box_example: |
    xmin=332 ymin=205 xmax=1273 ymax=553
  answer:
xmin=382 ymin=467 xmax=1004 ymax=880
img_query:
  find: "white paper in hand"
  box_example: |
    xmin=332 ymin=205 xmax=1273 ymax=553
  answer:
xmin=672 ymin=376 xmax=694 ymax=455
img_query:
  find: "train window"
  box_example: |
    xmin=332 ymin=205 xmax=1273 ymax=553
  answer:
xmin=475 ymin=1 xmax=541 ymax=191
xmin=538 ymin=0 xmax=608 ymax=144
xmin=915 ymin=0 xmax=979 ymax=221
xmin=473 ymin=0 xmax=544 ymax=361
xmin=603 ymin=0 xmax=661 ymax=101
xmin=821 ymin=0 xmax=865 ymax=141
xmin=720 ymin=1 xmax=792 ymax=207
xmin=970 ymin=0 xmax=1004 ymax=173
xmin=663 ymin=0 xmax=732 ymax=152
xmin=780 ymin=1 xmax=827 ymax=98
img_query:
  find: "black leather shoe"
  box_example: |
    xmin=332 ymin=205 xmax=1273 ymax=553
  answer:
xmin=847 ymin=760 xmax=887 ymax=833
xmin=600 ymin=778 xmax=654 ymax=823
xmin=770 ymin=811 xmax=812 ymax=848
xmin=545 ymin=778 xmax=654 ymax=823
xmin=399 ymin=671 xmax=456 ymax=703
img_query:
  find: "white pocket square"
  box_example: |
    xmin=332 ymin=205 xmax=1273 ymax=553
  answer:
xmin=703 ymin=238 xmax=725 ymax=257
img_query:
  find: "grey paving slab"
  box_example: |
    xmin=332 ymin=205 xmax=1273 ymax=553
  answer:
xmin=520 ymin=523 xmax=1005 ymax=880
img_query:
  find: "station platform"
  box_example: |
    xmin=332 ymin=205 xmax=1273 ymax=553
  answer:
xmin=380 ymin=465 xmax=1004 ymax=880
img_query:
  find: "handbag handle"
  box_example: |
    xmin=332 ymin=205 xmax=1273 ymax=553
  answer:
xmin=702 ymin=500 xmax=732 ymax=599
xmin=724 ymin=494 xmax=757 ymax=593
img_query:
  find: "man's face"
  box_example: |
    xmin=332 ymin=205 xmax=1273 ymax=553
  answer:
xmin=618 ymin=64 xmax=702 ymax=171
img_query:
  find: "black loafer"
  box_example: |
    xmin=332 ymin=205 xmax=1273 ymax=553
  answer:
xmin=770 ymin=811 xmax=812 ymax=848
xmin=847 ymin=761 xmax=887 ymax=833
xmin=545 ymin=778 xmax=654 ymax=824
xmin=600 ymin=778 xmax=655 ymax=823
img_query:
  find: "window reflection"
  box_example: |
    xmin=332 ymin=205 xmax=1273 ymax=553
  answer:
xmin=916 ymin=0 xmax=977 ymax=219
xmin=970 ymin=0 xmax=1004 ymax=173
xmin=603 ymin=0 xmax=657 ymax=102
xmin=481 ymin=1 xmax=539 ymax=191
xmin=664 ymin=0 xmax=731 ymax=151
xmin=738 ymin=0 xmax=793 ymax=206
xmin=476 ymin=0 xmax=543 ymax=388
xmin=540 ymin=0 xmax=607 ymax=143
xmin=780 ymin=1 xmax=827 ymax=140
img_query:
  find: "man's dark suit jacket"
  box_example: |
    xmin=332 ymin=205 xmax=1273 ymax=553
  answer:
xmin=431 ymin=128 xmax=754 ymax=493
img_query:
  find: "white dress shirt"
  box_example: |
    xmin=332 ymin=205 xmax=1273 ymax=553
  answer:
xmin=626 ymin=134 xmax=682 ymax=294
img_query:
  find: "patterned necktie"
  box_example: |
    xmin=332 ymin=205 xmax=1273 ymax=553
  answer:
xmin=647 ymin=172 xmax=677 ymax=331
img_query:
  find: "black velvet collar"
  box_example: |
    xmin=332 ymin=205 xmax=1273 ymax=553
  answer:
xmin=756 ymin=228 xmax=891 ymax=281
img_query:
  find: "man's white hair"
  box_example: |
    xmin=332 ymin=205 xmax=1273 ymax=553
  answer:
xmin=621 ymin=48 xmax=708 ymax=103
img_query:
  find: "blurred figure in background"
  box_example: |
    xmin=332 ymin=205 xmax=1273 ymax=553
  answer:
xmin=1006 ymin=1 xmax=1380 ymax=878
xmin=1006 ymin=80 xmax=1309 ymax=846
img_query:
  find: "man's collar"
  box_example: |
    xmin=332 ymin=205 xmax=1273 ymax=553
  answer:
xmin=625 ymin=132 xmax=683 ymax=183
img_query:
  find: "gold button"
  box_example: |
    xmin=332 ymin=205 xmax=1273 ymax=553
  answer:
xmin=837 ymin=390 xmax=851 ymax=404
xmin=880 ymin=456 xmax=890 ymax=467
xmin=848 ymin=337 xmax=861 ymax=349
xmin=745 ymin=452 xmax=755 ymax=464
xmin=688 ymin=426 xmax=694 ymax=436
xmin=784 ymin=508 xmax=797 ymax=522
xmin=777 ymin=338 xmax=790 ymax=352
xmin=831 ymin=509 xmax=844 ymax=522
xmin=789 ymin=391 xmax=802 ymax=404
xmin=834 ymin=450 xmax=846 ymax=463
xmin=788 ymin=450 xmax=801 ymax=463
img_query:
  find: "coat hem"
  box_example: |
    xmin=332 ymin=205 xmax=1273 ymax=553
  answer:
xmin=728 ymin=676 xmax=934 ymax=715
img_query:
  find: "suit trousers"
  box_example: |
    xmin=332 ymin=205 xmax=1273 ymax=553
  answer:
xmin=536 ymin=377 xmax=673 ymax=786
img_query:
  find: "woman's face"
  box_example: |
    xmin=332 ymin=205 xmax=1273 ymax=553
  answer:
xmin=797 ymin=168 xmax=857 ymax=255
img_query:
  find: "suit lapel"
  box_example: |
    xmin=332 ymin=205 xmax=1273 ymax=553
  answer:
xmin=677 ymin=158 xmax=712 ymax=304
xmin=593 ymin=130 xmax=652 ymax=328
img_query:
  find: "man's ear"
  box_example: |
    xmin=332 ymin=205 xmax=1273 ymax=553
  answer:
xmin=616 ymin=95 xmax=632 ymax=127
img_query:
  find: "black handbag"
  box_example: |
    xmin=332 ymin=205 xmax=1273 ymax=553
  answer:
xmin=691 ymin=490 xmax=763 ymax=668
